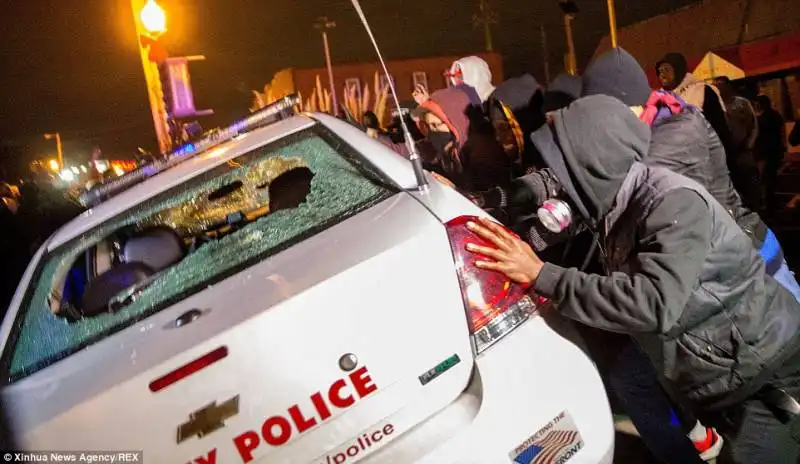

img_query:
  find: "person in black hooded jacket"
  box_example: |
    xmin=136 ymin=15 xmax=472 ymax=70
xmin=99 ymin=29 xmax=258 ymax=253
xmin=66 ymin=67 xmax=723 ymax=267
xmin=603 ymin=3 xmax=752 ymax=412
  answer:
xmin=584 ymin=48 xmax=800 ymax=302
xmin=472 ymin=74 xmax=577 ymax=227
xmin=465 ymin=94 xmax=800 ymax=463
xmin=582 ymin=47 xmax=800 ymax=462
xmin=486 ymin=74 xmax=546 ymax=177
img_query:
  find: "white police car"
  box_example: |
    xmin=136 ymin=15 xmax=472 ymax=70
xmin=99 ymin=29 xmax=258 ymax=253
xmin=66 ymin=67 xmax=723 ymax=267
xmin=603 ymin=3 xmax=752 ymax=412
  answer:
xmin=0 ymin=96 xmax=614 ymax=463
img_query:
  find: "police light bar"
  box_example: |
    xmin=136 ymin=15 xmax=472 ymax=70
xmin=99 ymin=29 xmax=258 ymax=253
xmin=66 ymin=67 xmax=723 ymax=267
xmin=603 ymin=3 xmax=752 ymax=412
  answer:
xmin=80 ymin=94 xmax=300 ymax=208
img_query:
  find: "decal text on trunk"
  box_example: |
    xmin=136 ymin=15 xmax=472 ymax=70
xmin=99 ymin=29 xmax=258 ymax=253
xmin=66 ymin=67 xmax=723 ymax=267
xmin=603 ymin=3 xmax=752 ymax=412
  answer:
xmin=321 ymin=423 xmax=394 ymax=464
xmin=234 ymin=366 xmax=378 ymax=463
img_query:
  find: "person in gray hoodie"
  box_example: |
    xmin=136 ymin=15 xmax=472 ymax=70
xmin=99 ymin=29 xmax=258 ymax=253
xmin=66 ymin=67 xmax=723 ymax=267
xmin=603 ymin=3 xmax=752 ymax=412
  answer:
xmin=465 ymin=94 xmax=800 ymax=463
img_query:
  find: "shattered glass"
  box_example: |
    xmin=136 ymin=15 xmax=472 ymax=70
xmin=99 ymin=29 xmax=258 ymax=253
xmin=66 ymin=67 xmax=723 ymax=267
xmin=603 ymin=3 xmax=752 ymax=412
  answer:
xmin=9 ymin=128 xmax=396 ymax=379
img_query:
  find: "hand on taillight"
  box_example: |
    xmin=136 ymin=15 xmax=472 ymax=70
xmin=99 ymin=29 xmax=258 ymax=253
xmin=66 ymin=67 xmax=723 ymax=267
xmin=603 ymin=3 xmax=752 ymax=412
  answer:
xmin=465 ymin=216 xmax=544 ymax=287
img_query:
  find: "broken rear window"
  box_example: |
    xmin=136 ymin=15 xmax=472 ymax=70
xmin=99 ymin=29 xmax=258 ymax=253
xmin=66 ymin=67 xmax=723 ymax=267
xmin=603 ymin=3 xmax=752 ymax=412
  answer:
xmin=4 ymin=126 xmax=397 ymax=381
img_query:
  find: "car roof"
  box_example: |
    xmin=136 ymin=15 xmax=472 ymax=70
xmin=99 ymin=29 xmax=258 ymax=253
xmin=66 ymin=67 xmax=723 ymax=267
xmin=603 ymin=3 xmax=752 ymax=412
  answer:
xmin=47 ymin=113 xmax=419 ymax=251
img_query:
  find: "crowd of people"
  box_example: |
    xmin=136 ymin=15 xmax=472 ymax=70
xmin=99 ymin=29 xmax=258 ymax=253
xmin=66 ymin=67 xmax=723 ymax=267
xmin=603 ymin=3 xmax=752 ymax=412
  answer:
xmin=358 ymin=50 xmax=800 ymax=463
xmin=0 ymin=175 xmax=84 ymax=311
xmin=2 ymin=47 xmax=800 ymax=462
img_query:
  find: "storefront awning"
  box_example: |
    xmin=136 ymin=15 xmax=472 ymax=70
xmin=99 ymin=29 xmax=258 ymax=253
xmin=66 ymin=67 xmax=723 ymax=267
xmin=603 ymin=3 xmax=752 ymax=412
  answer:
xmin=647 ymin=31 xmax=800 ymax=88
xmin=714 ymin=32 xmax=800 ymax=77
xmin=693 ymin=52 xmax=746 ymax=81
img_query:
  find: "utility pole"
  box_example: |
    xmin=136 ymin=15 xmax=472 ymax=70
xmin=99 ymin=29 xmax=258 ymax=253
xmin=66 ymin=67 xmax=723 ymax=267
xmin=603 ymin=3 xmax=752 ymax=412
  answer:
xmin=473 ymin=0 xmax=498 ymax=52
xmin=44 ymin=132 xmax=63 ymax=170
xmin=607 ymin=0 xmax=619 ymax=48
xmin=315 ymin=17 xmax=339 ymax=116
xmin=540 ymin=24 xmax=551 ymax=84
xmin=558 ymin=0 xmax=579 ymax=75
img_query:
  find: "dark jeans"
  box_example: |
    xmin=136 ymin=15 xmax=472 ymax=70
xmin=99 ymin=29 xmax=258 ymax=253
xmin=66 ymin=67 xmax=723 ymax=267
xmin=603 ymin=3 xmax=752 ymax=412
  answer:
xmin=577 ymin=325 xmax=704 ymax=463
xmin=710 ymin=351 xmax=800 ymax=463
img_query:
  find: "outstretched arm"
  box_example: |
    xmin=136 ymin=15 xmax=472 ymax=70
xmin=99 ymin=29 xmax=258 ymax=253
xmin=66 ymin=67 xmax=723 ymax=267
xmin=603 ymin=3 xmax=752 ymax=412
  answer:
xmin=465 ymin=189 xmax=713 ymax=334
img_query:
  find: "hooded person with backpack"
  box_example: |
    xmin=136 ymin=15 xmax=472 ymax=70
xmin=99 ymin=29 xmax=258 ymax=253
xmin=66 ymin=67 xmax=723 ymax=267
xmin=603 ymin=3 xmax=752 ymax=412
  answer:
xmin=579 ymin=46 xmax=800 ymax=462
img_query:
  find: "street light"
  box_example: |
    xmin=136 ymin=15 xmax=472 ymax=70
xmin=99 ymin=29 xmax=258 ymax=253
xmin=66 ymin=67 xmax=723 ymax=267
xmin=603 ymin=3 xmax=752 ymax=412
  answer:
xmin=44 ymin=132 xmax=63 ymax=170
xmin=314 ymin=17 xmax=339 ymax=116
xmin=558 ymin=0 xmax=579 ymax=75
xmin=132 ymin=0 xmax=171 ymax=154
xmin=140 ymin=0 xmax=166 ymax=35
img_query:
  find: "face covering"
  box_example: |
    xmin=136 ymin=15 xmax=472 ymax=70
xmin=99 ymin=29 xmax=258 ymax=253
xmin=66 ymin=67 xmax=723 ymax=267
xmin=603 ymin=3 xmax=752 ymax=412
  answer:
xmin=427 ymin=131 xmax=455 ymax=157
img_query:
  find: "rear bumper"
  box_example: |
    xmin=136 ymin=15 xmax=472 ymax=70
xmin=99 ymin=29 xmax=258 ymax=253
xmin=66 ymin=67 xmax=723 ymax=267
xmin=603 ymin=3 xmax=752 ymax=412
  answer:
xmin=366 ymin=313 xmax=615 ymax=463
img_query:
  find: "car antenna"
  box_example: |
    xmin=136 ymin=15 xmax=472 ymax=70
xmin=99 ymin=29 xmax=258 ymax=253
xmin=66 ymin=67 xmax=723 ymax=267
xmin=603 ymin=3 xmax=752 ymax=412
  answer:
xmin=349 ymin=0 xmax=429 ymax=192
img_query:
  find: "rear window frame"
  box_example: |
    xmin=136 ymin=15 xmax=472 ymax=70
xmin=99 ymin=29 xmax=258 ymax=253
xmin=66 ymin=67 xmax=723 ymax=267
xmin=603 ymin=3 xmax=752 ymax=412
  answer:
xmin=1 ymin=123 xmax=401 ymax=383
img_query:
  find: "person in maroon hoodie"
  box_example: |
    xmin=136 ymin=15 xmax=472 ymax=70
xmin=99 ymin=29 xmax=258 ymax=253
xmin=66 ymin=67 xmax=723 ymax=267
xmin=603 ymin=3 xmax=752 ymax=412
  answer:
xmin=413 ymin=85 xmax=512 ymax=193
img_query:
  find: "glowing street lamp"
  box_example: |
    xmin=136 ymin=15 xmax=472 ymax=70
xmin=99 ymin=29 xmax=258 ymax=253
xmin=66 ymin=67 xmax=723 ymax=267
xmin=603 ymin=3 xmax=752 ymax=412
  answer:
xmin=132 ymin=0 xmax=171 ymax=154
xmin=48 ymin=159 xmax=60 ymax=172
xmin=140 ymin=0 xmax=166 ymax=35
xmin=44 ymin=132 xmax=63 ymax=170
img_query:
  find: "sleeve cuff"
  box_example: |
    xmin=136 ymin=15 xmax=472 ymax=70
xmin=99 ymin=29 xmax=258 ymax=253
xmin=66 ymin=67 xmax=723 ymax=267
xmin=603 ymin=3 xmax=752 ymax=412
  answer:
xmin=533 ymin=262 xmax=566 ymax=298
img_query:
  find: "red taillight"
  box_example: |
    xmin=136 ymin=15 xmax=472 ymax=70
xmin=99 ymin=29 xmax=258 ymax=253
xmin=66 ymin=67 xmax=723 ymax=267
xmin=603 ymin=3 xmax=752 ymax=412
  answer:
xmin=149 ymin=346 xmax=228 ymax=393
xmin=445 ymin=216 xmax=545 ymax=353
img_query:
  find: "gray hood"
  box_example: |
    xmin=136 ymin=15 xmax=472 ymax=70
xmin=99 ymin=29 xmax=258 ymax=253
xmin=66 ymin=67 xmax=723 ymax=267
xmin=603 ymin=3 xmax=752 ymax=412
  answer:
xmin=530 ymin=95 xmax=651 ymax=225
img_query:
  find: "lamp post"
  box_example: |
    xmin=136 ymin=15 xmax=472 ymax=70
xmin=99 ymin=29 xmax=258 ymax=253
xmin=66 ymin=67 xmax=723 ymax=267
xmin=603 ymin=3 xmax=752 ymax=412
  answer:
xmin=558 ymin=0 xmax=579 ymax=75
xmin=44 ymin=132 xmax=63 ymax=170
xmin=314 ymin=17 xmax=338 ymax=116
xmin=132 ymin=0 xmax=171 ymax=154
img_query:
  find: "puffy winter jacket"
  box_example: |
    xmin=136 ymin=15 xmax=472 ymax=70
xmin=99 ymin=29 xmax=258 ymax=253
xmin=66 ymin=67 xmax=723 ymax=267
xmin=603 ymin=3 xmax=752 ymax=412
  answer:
xmin=648 ymin=104 xmax=780 ymax=274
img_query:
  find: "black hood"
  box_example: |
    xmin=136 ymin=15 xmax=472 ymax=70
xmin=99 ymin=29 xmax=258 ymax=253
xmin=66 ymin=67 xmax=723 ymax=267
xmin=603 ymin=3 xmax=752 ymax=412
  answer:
xmin=582 ymin=47 xmax=651 ymax=107
xmin=530 ymin=95 xmax=651 ymax=224
xmin=489 ymin=74 xmax=545 ymax=134
xmin=542 ymin=74 xmax=583 ymax=113
xmin=656 ymin=53 xmax=688 ymax=88
xmin=488 ymin=74 xmax=546 ymax=172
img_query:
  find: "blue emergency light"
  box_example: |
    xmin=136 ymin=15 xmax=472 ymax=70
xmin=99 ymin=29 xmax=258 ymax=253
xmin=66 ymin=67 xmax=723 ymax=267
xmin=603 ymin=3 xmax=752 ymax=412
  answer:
xmin=79 ymin=94 xmax=300 ymax=208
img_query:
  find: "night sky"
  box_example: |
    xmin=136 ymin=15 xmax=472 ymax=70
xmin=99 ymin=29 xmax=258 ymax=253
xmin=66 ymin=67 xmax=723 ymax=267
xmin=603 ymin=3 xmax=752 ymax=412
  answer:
xmin=0 ymin=0 xmax=697 ymax=175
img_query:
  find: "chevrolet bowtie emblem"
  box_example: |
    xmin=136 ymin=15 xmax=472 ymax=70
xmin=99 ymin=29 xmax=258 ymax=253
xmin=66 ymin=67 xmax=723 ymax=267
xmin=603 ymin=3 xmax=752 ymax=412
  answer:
xmin=177 ymin=395 xmax=240 ymax=444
